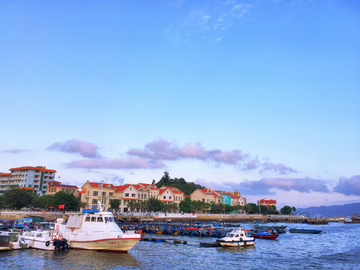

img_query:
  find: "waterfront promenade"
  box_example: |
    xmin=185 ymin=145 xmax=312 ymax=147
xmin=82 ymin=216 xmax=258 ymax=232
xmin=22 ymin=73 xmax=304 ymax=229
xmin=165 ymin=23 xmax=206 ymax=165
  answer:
xmin=0 ymin=210 xmax=333 ymax=223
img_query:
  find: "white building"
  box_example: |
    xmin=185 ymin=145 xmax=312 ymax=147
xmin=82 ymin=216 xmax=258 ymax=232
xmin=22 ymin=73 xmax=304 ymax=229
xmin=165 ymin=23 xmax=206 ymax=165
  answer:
xmin=0 ymin=166 xmax=57 ymax=196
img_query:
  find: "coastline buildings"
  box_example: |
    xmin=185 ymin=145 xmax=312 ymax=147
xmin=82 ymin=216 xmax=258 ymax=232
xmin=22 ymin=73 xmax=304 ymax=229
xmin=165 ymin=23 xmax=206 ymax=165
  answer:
xmin=0 ymin=166 xmax=57 ymax=195
xmin=79 ymin=181 xmax=246 ymax=213
xmin=79 ymin=181 xmax=185 ymax=213
xmin=259 ymin=198 xmax=277 ymax=208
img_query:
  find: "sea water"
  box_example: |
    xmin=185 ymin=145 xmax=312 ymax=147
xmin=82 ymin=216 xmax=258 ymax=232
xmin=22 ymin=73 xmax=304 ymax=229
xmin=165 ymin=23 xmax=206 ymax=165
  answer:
xmin=1 ymin=222 xmax=359 ymax=269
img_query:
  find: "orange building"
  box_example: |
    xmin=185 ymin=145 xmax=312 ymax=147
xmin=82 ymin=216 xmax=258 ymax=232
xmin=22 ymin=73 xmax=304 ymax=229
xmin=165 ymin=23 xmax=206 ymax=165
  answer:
xmin=47 ymin=180 xmax=79 ymax=197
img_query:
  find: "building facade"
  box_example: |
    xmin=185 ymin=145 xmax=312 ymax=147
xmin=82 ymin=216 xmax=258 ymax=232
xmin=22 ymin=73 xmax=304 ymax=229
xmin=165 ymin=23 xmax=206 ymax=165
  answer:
xmin=47 ymin=180 xmax=79 ymax=197
xmin=0 ymin=166 xmax=57 ymax=196
xmin=259 ymin=198 xmax=277 ymax=207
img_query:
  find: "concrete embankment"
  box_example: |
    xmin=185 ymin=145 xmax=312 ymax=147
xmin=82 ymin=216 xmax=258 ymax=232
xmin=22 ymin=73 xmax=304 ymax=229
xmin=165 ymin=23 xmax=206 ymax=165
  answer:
xmin=0 ymin=211 xmax=69 ymax=222
xmin=1 ymin=212 xmax=332 ymax=224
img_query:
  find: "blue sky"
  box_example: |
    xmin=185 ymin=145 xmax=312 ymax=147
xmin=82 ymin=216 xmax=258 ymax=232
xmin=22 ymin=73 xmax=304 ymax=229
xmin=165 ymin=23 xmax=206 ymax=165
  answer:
xmin=1 ymin=0 xmax=359 ymax=208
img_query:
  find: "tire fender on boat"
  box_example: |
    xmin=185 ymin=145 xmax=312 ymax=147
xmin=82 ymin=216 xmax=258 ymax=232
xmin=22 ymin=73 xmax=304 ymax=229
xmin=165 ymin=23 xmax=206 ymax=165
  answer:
xmin=52 ymin=235 xmax=57 ymax=241
xmin=45 ymin=241 xmax=50 ymax=246
xmin=58 ymin=235 xmax=63 ymax=240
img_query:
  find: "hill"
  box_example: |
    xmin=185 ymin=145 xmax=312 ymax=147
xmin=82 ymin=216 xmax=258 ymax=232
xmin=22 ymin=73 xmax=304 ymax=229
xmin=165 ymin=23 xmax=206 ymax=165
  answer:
xmin=297 ymin=202 xmax=360 ymax=217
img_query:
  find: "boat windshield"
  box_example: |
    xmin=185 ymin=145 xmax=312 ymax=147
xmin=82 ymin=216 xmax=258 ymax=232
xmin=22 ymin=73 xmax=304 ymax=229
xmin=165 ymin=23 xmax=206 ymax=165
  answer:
xmin=227 ymin=234 xmax=235 ymax=238
xmin=9 ymin=233 xmax=19 ymax=242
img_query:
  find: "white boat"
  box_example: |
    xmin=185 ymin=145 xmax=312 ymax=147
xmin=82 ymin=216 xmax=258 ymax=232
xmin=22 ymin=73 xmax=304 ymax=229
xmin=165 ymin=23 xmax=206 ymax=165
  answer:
xmin=217 ymin=228 xmax=255 ymax=247
xmin=22 ymin=230 xmax=68 ymax=251
xmin=0 ymin=231 xmax=27 ymax=250
xmin=54 ymin=201 xmax=141 ymax=252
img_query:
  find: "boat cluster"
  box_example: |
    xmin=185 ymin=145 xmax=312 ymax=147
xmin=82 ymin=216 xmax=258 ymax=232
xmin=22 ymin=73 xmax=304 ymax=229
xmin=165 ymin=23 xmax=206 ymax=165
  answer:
xmin=0 ymin=201 xmax=142 ymax=252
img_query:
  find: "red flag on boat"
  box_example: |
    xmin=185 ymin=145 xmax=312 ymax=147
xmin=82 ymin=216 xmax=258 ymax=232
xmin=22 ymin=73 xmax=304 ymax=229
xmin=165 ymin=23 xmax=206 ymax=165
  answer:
xmin=58 ymin=204 xmax=65 ymax=209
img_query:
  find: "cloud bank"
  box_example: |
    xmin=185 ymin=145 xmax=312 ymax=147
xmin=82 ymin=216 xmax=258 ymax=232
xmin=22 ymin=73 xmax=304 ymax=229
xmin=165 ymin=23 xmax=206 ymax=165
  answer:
xmin=1 ymin=149 xmax=30 ymax=154
xmin=127 ymin=138 xmax=245 ymax=165
xmin=196 ymin=177 xmax=331 ymax=195
xmin=47 ymin=140 xmax=101 ymax=158
xmin=66 ymin=158 xmax=165 ymax=169
xmin=333 ymin=175 xmax=360 ymax=196
xmin=47 ymin=138 xmax=297 ymax=174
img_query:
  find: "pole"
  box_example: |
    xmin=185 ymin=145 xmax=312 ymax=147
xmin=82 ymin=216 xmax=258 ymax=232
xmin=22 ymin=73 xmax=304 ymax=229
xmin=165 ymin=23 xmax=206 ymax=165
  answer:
xmin=258 ymin=198 xmax=261 ymax=214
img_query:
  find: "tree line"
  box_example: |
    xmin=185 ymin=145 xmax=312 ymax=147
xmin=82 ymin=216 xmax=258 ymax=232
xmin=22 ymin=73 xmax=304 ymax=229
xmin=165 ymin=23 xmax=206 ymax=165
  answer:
xmin=0 ymin=188 xmax=83 ymax=211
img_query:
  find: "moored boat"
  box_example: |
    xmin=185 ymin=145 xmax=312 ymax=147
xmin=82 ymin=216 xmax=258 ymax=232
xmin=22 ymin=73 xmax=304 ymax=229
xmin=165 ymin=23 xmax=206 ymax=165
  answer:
xmin=251 ymin=231 xmax=279 ymax=240
xmin=289 ymin=228 xmax=322 ymax=234
xmin=22 ymin=229 xmax=68 ymax=251
xmin=0 ymin=231 xmax=27 ymax=250
xmin=217 ymin=228 xmax=255 ymax=247
xmin=55 ymin=201 xmax=141 ymax=252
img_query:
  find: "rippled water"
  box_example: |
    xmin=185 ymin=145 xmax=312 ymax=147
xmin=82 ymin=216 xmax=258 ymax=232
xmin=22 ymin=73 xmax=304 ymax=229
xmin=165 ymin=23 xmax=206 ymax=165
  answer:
xmin=1 ymin=222 xmax=359 ymax=269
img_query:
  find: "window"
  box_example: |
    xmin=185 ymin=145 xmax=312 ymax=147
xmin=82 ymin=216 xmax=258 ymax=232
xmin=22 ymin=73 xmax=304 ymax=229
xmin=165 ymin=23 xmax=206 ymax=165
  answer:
xmin=85 ymin=217 xmax=90 ymax=222
xmin=125 ymin=193 xmax=129 ymax=197
xmin=92 ymin=199 xmax=97 ymax=204
xmin=109 ymin=192 xmax=113 ymax=197
xmin=102 ymin=192 xmax=106 ymax=197
xmin=169 ymin=196 xmax=172 ymax=200
xmin=144 ymin=194 xmax=147 ymax=199
xmin=93 ymin=191 xmax=98 ymax=196
xmin=97 ymin=217 xmax=103 ymax=222
xmin=163 ymin=196 xmax=166 ymax=199
xmin=91 ymin=217 xmax=96 ymax=222
xmin=104 ymin=217 xmax=109 ymax=223
xmin=131 ymin=194 xmax=136 ymax=197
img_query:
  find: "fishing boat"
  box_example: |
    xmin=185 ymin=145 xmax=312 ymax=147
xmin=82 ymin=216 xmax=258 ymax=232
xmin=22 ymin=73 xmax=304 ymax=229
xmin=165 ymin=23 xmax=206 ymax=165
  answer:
xmin=217 ymin=228 xmax=255 ymax=247
xmin=289 ymin=229 xmax=322 ymax=234
xmin=0 ymin=231 xmax=27 ymax=249
xmin=55 ymin=201 xmax=141 ymax=252
xmin=251 ymin=231 xmax=279 ymax=240
xmin=22 ymin=229 xmax=68 ymax=250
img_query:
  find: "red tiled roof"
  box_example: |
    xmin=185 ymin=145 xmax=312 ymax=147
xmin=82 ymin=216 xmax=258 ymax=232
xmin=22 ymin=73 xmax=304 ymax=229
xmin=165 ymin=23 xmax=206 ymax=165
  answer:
xmin=115 ymin=184 xmax=131 ymax=192
xmin=88 ymin=182 xmax=116 ymax=189
xmin=9 ymin=166 xmax=57 ymax=173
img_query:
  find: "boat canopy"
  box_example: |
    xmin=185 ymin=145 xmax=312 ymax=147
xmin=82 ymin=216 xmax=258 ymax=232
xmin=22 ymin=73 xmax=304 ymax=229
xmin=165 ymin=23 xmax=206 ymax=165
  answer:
xmin=66 ymin=215 xmax=83 ymax=228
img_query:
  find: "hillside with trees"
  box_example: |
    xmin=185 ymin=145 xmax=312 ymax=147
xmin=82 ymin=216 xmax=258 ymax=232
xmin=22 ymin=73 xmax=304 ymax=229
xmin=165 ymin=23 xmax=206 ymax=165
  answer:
xmin=153 ymin=171 xmax=205 ymax=195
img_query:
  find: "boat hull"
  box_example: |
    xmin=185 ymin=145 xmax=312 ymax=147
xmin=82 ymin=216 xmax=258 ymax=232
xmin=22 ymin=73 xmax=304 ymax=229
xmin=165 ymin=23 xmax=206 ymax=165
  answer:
xmin=289 ymin=229 xmax=322 ymax=234
xmin=218 ymin=240 xmax=255 ymax=247
xmin=69 ymin=237 xmax=141 ymax=252
xmin=252 ymin=234 xmax=278 ymax=240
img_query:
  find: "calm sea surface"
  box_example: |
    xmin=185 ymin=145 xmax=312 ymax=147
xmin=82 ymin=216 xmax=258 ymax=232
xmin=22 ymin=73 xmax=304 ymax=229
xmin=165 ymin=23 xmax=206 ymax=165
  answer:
xmin=1 ymin=222 xmax=359 ymax=269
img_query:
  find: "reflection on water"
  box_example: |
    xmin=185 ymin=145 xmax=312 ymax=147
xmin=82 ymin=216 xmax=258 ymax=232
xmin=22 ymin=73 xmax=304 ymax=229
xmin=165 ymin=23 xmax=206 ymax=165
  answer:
xmin=1 ymin=223 xmax=359 ymax=269
xmin=216 ymin=245 xmax=256 ymax=254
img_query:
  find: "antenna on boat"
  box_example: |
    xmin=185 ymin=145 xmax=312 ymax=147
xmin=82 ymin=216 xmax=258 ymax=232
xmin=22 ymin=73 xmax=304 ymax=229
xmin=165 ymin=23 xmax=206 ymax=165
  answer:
xmin=98 ymin=200 xmax=104 ymax=212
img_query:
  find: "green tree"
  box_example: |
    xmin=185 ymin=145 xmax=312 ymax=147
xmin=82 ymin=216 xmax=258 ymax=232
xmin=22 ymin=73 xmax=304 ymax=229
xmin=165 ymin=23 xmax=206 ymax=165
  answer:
xmin=224 ymin=204 xmax=233 ymax=213
xmin=33 ymin=195 xmax=53 ymax=209
xmin=110 ymin=199 xmax=120 ymax=210
xmin=269 ymin=205 xmax=278 ymax=214
xmin=145 ymin=198 xmax=164 ymax=212
xmin=280 ymin=205 xmax=293 ymax=215
xmin=3 ymin=188 xmax=35 ymax=210
xmin=154 ymin=172 xmax=205 ymax=195
xmin=127 ymin=200 xmax=135 ymax=212
xmin=245 ymin=203 xmax=258 ymax=214
xmin=51 ymin=191 xmax=81 ymax=210
xmin=179 ymin=197 xmax=192 ymax=213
